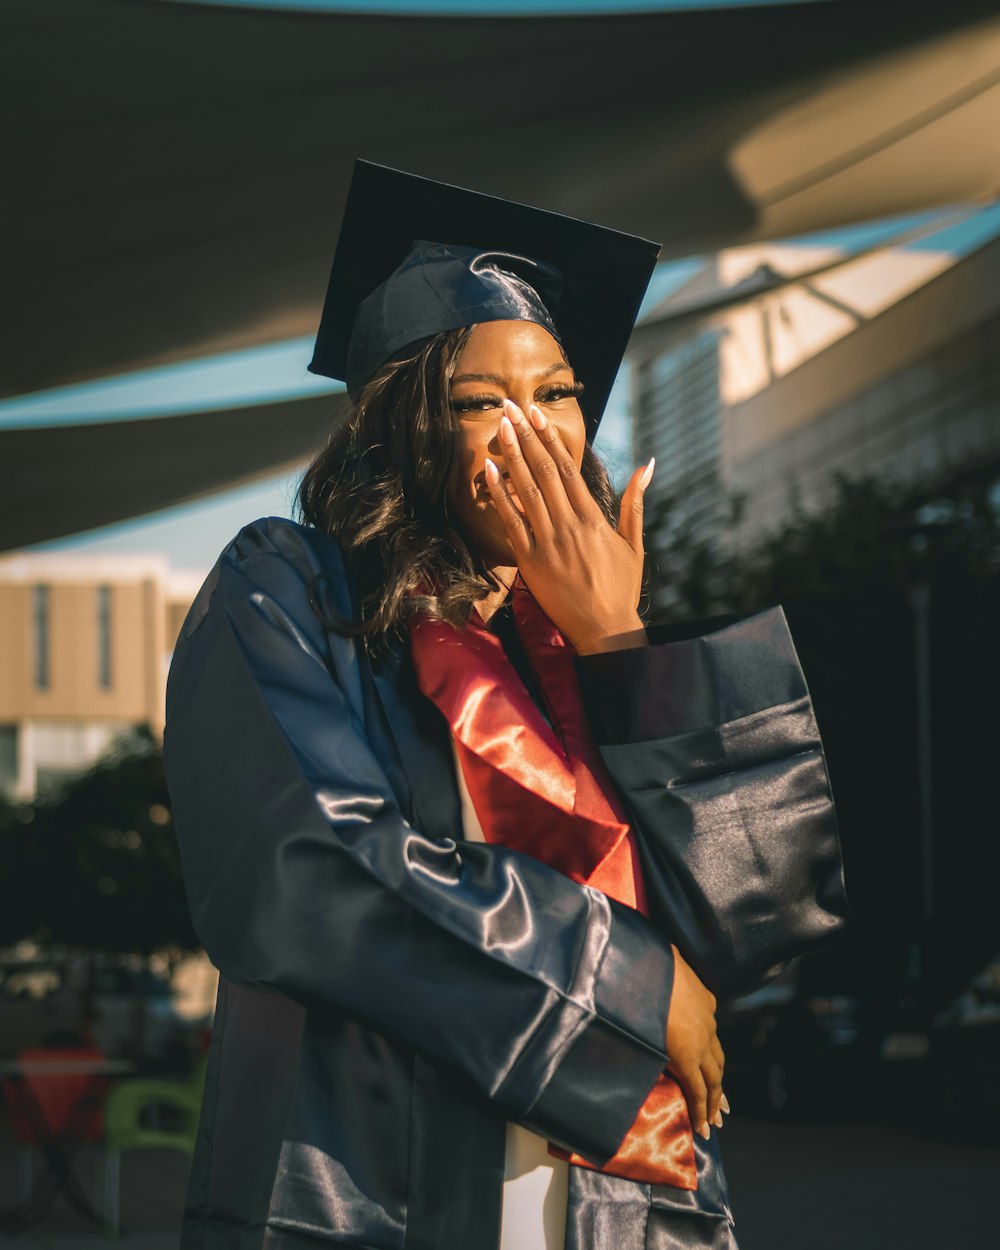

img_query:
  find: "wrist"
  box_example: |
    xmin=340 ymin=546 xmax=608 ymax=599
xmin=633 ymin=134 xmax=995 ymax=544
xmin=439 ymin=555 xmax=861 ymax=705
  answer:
xmin=572 ymin=616 xmax=648 ymax=655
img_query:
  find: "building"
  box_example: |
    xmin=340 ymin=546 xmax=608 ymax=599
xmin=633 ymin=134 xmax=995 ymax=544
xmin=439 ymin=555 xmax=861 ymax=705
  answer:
xmin=0 ymin=553 xmax=204 ymax=800
xmin=629 ymin=205 xmax=1000 ymax=562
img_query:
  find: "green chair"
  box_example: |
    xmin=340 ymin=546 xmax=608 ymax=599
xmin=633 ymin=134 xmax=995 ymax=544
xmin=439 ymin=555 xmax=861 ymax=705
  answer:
xmin=102 ymin=1055 xmax=207 ymax=1236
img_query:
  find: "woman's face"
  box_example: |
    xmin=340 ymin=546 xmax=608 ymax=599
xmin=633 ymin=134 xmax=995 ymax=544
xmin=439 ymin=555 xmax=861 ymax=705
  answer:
xmin=446 ymin=320 xmax=586 ymax=566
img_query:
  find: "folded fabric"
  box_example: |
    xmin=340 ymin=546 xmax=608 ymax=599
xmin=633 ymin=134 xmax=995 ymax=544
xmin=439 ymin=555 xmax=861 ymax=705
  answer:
xmin=576 ymin=606 xmax=850 ymax=1000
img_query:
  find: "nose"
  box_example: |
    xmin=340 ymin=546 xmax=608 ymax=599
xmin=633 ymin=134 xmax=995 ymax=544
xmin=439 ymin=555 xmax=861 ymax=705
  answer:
xmin=493 ymin=398 xmax=580 ymax=448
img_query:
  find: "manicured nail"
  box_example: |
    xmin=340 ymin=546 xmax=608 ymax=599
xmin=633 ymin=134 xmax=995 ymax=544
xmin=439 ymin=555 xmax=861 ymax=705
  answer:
xmin=499 ymin=416 xmax=516 ymax=445
xmin=638 ymin=457 xmax=655 ymax=490
xmin=720 ymin=1093 xmax=731 ymax=1115
xmin=528 ymin=404 xmax=548 ymax=431
xmin=713 ymin=1111 xmax=724 ymax=1128
xmin=699 ymin=1122 xmax=711 ymax=1140
xmin=484 ymin=457 xmax=500 ymax=485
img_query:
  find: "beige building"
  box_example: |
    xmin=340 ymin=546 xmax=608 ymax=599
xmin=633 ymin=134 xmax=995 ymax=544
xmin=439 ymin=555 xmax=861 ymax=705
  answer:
xmin=630 ymin=206 xmax=1000 ymax=558
xmin=0 ymin=552 xmax=204 ymax=800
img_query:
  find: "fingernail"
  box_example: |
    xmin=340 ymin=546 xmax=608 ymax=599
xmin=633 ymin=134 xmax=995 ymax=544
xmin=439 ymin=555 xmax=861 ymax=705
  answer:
xmin=699 ymin=1122 xmax=711 ymax=1140
xmin=484 ymin=457 xmax=500 ymax=485
xmin=713 ymin=1111 xmax=724 ymax=1128
xmin=499 ymin=416 xmax=516 ymax=445
xmin=720 ymin=1094 xmax=731 ymax=1115
xmin=638 ymin=457 xmax=655 ymax=490
xmin=528 ymin=404 xmax=547 ymax=430
xmin=504 ymin=399 xmax=525 ymax=424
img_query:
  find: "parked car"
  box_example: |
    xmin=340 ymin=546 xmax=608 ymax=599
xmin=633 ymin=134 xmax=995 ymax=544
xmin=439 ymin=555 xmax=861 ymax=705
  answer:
xmin=929 ymin=950 xmax=1000 ymax=1139
xmin=88 ymin=963 xmax=188 ymax=1063
xmin=0 ymin=950 xmax=196 ymax=1067
xmin=0 ymin=956 xmax=80 ymax=1056
xmin=717 ymin=958 xmax=934 ymax=1120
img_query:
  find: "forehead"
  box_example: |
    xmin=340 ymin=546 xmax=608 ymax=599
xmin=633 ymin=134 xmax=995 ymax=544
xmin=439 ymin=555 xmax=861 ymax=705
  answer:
xmin=453 ymin=320 xmax=570 ymax=377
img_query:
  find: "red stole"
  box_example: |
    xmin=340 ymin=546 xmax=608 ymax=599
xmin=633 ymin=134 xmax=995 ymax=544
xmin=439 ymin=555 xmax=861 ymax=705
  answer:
xmin=409 ymin=581 xmax=697 ymax=1191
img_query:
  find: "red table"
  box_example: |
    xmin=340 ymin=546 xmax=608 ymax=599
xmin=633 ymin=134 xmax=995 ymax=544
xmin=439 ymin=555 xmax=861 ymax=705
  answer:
xmin=1 ymin=1051 xmax=135 ymax=1232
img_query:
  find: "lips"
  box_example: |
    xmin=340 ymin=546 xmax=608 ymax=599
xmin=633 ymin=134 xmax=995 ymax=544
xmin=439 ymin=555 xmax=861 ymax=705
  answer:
xmin=479 ymin=469 xmax=526 ymax=514
xmin=501 ymin=473 xmax=526 ymax=515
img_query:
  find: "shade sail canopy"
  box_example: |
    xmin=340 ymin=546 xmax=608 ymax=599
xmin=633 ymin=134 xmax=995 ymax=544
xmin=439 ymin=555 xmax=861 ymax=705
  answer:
xmin=3 ymin=0 xmax=999 ymax=549
xmin=1 ymin=394 xmax=349 ymax=553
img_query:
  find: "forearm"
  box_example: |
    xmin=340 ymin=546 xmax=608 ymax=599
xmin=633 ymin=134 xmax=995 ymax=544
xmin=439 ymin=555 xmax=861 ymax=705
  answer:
xmin=574 ymin=607 xmax=846 ymax=999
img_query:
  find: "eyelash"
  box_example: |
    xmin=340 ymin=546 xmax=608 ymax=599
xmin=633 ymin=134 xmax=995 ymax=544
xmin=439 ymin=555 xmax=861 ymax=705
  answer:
xmin=451 ymin=381 xmax=584 ymax=414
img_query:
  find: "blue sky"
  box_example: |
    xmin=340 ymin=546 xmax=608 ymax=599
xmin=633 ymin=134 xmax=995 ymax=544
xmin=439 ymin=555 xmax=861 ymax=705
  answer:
xmin=0 ymin=340 xmax=343 ymax=432
xmin=10 ymin=201 xmax=998 ymax=570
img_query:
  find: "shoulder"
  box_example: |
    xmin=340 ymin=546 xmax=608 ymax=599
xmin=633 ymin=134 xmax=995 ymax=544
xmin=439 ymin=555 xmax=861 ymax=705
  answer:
xmin=219 ymin=515 xmax=346 ymax=578
xmin=178 ymin=516 xmax=355 ymax=645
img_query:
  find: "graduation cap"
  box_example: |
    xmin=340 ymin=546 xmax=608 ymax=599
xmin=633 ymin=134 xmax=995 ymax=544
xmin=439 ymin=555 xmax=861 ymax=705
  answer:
xmin=308 ymin=161 xmax=661 ymax=437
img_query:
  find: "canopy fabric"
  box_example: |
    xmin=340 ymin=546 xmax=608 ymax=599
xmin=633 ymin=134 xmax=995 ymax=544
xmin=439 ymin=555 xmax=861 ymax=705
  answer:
xmin=3 ymin=0 xmax=998 ymax=548
xmin=1 ymin=395 xmax=348 ymax=553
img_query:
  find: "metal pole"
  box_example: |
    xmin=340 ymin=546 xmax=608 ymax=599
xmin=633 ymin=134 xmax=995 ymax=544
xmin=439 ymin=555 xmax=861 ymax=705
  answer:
xmin=907 ymin=581 xmax=934 ymax=924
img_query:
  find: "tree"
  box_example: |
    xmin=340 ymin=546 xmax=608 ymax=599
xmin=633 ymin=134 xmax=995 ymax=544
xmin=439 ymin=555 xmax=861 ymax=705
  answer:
xmin=644 ymin=470 xmax=1000 ymax=1004
xmin=5 ymin=727 xmax=197 ymax=954
xmin=0 ymin=795 xmax=43 ymax=948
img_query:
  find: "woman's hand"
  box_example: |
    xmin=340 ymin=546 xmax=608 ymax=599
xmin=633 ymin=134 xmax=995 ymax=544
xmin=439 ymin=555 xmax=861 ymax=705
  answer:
xmin=665 ymin=944 xmax=728 ymax=1139
xmin=484 ymin=400 xmax=654 ymax=655
xmin=485 ymin=401 xmax=728 ymax=1134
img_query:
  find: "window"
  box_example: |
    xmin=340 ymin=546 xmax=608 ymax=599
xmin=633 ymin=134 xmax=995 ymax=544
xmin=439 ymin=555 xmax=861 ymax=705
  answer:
xmin=97 ymin=585 xmax=112 ymax=689
xmin=636 ymin=329 xmax=723 ymax=530
xmin=33 ymin=584 xmax=50 ymax=690
xmin=0 ymin=726 xmax=17 ymax=795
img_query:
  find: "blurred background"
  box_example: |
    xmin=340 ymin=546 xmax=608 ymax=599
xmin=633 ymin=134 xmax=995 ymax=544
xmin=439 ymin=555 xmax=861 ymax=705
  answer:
xmin=2 ymin=0 xmax=999 ymax=1245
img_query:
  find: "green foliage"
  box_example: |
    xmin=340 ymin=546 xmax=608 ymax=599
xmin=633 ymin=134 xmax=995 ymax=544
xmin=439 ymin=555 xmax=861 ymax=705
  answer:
xmin=644 ymin=468 xmax=1000 ymax=998
xmin=2 ymin=727 xmax=197 ymax=954
xmin=646 ymin=471 xmax=1000 ymax=621
xmin=0 ymin=795 xmax=41 ymax=947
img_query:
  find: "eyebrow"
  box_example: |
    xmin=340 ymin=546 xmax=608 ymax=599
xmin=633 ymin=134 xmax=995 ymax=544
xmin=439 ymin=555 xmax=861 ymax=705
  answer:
xmin=451 ymin=362 xmax=574 ymax=387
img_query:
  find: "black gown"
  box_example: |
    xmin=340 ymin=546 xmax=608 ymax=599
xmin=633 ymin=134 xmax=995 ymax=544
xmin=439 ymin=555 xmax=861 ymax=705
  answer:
xmin=163 ymin=515 xmax=832 ymax=1250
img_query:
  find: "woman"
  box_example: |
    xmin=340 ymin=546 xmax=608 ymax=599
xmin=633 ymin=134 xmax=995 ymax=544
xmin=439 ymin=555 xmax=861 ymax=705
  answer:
xmin=164 ymin=162 xmax=844 ymax=1250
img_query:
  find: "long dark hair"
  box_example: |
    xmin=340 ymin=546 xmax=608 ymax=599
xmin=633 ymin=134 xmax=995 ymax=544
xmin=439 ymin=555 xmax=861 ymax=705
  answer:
xmin=295 ymin=326 xmax=617 ymax=645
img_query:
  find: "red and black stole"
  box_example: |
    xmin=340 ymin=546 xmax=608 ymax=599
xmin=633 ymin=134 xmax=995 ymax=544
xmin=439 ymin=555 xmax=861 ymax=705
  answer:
xmin=409 ymin=579 xmax=697 ymax=1191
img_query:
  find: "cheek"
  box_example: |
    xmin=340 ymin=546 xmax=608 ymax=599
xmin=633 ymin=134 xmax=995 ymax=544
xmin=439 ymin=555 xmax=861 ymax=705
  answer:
xmin=446 ymin=429 xmax=489 ymax=517
xmin=451 ymin=428 xmax=490 ymax=490
xmin=559 ymin=416 xmax=587 ymax=470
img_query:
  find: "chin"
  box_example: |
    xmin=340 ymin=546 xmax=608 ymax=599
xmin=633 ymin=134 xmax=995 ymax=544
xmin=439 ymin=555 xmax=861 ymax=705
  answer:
xmin=451 ymin=502 xmax=516 ymax=568
xmin=467 ymin=527 xmax=517 ymax=569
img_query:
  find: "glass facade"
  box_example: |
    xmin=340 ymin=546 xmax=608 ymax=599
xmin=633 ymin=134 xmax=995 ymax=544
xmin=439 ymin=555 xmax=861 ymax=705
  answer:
xmin=733 ymin=307 xmax=1000 ymax=535
xmin=635 ymin=328 xmax=724 ymax=538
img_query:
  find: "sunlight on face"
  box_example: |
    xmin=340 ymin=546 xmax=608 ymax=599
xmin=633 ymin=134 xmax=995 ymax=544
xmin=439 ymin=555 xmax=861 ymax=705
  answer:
xmin=446 ymin=320 xmax=586 ymax=566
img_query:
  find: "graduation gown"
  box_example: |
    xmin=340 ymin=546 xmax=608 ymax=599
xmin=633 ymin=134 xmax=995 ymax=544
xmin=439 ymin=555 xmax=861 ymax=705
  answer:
xmin=163 ymin=515 xmax=822 ymax=1250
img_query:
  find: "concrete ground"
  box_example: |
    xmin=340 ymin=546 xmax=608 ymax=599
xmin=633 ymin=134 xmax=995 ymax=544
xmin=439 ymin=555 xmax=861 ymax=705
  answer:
xmin=722 ymin=1114 xmax=999 ymax=1250
xmin=0 ymin=1133 xmax=189 ymax=1250
xmin=1 ymin=1115 xmax=997 ymax=1248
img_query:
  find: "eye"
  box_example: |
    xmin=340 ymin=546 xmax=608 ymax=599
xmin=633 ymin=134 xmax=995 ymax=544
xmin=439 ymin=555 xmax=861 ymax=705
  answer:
xmin=450 ymin=392 xmax=504 ymax=414
xmin=537 ymin=381 xmax=585 ymax=404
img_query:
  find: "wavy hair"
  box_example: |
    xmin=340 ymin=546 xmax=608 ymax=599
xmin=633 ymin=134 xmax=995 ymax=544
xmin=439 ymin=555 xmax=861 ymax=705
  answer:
xmin=295 ymin=326 xmax=617 ymax=646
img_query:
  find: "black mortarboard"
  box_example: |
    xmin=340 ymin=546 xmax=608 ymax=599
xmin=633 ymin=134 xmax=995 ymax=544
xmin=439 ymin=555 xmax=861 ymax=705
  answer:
xmin=307 ymin=161 xmax=661 ymax=437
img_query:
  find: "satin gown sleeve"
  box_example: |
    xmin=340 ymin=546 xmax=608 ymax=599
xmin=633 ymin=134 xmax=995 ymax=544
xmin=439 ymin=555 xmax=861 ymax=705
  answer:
xmin=574 ymin=611 xmax=847 ymax=1000
xmin=163 ymin=517 xmax=676 ymax=1166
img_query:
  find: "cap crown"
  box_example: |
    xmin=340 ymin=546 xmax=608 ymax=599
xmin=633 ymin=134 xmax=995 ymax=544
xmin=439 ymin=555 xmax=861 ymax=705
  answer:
xmin=308 ymin=161 xmax=661 ymax=436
